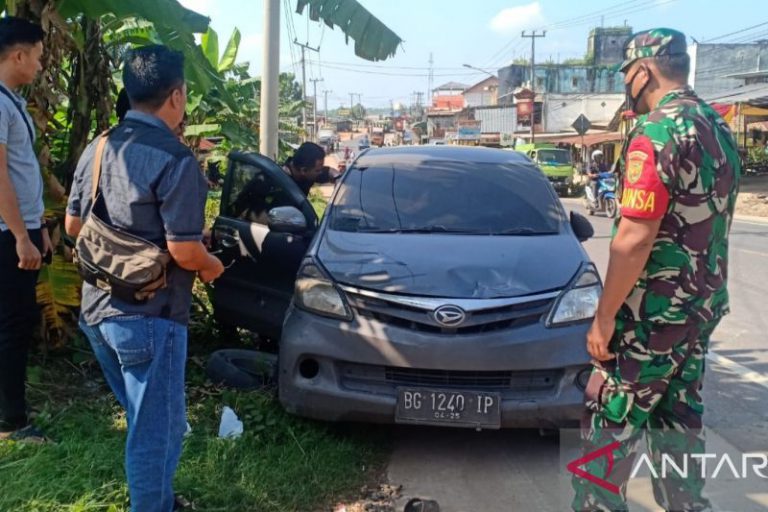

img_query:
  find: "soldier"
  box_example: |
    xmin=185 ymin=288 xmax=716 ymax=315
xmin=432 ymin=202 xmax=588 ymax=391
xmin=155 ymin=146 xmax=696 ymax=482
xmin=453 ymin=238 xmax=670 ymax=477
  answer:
xmin=571 ymin=29 xmax=740 ymax=511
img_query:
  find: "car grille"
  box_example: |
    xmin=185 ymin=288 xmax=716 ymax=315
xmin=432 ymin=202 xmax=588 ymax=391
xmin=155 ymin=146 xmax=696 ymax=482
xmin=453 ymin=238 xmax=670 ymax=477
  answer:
xmin=339 ymin=363 xmax=562 ymax=399
xmin=343 ymin=288 xmax=556 ymax=335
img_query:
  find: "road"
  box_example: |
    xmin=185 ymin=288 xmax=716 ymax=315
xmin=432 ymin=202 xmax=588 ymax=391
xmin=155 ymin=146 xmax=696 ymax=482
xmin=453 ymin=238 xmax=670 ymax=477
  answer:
xmin=384 ymin=197 xmax=768 ymax=512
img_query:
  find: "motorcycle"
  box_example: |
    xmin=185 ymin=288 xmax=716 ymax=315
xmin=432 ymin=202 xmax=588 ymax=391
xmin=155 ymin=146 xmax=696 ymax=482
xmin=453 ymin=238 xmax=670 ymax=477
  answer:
xmin=584 ymin=171 xmax=618 ymax=218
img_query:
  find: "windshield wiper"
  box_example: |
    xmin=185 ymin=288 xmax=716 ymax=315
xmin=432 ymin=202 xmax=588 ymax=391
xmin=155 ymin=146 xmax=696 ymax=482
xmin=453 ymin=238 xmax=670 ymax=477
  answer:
xmin=356 ymin=226 xmax=486 ymax=234
xmin=495 ymin=227 xmax=557 ymax=236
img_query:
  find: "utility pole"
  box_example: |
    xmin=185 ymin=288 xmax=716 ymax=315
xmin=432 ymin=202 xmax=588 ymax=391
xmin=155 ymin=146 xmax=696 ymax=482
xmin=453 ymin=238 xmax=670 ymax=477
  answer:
xmin=309 ymin=77 xmax=323 ymax=141
xmin=322 ymin=89 xmax=332 ymax=124
xmin=259 ymin=0 xmax=280 ymax=159
xmin=427 ymin=52 xmax=434 ymax=110
xmin=522 ymin=30 xmax=546 ymax=142
xmin=294 ymin=39 xmax=319 ymax=142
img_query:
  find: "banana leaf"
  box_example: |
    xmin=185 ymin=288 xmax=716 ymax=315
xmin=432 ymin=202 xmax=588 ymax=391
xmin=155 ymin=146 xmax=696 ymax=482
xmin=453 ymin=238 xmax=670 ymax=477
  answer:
xmin=36 ymin=254 xmax=81 ymax=349
xmin=295 ymin=0 xmax=402 ymax=62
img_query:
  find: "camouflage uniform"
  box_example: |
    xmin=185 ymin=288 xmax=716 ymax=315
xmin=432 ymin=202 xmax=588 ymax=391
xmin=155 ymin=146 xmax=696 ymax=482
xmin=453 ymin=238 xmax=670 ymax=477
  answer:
xmin=572 ymin=29 xmax=741 ymax=512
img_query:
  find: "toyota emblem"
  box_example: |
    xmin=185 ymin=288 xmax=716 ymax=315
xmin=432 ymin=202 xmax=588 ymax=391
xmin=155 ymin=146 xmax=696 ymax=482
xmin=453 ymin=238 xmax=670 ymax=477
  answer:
xmin=433 ymin=305 xmax=467 ymax=327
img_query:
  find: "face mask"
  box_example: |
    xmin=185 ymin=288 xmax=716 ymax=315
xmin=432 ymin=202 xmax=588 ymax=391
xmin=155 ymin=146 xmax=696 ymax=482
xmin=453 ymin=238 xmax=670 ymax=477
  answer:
xmin=624 ymin=66 xmax=650 ymax=114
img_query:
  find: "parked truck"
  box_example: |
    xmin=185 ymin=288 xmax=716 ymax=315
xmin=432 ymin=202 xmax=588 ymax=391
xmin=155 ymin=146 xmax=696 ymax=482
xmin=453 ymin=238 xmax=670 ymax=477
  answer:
xmin=514 ymin=143 xmax=577 ymax=196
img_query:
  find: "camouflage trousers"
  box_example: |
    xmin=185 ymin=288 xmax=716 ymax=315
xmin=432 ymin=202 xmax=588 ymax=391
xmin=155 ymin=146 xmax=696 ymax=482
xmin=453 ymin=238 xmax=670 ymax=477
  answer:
xmin=571 ymin=317 xmax=721 ymax=512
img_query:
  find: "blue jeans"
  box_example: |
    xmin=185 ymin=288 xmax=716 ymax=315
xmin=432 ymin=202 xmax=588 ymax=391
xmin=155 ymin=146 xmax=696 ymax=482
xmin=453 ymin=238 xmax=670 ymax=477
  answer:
xmin=79 ymin=315 xmax=187 ymax=512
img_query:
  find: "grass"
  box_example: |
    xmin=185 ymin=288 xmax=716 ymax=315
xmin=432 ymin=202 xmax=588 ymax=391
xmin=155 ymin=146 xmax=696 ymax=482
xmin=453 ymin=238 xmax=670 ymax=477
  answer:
xmin=0 ymin=191 xmax=369 ymax=511
xmin=309 ymin=189 xmax=329 ymax=219
xmin=0 ymin=354 xmax=389 ymax=512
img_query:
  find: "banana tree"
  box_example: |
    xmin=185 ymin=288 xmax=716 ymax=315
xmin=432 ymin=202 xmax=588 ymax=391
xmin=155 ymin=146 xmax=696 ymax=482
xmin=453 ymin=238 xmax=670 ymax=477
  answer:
xmin=8 ymin=0 xmax=216 ymax=348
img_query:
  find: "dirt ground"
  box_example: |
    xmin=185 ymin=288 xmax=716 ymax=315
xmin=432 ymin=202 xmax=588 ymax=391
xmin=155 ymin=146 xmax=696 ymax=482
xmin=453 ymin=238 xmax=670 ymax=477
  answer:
xmin=736 ymin=175 xmax=768 ymax=218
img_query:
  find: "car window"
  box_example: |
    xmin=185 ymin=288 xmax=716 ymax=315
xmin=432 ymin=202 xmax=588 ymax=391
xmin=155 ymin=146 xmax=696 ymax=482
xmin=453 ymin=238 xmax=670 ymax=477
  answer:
xmin=330 ymin=161 xmax=561 ymax=235
xmin=223 ymin=160 xmax=295 ymax=225
xmin=536 ymin=149 xmax=571 ymax=164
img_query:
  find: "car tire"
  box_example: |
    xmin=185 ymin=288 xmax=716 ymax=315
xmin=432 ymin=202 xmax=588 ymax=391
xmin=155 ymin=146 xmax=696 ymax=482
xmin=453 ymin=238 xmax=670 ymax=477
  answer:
xmin=205 ymin=349 xmax=278 ymax=390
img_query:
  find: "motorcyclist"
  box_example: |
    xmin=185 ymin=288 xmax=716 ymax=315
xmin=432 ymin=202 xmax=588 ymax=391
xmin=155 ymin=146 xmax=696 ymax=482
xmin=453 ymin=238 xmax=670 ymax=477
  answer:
xmin=588 ymin=149 xmax=608 ymax=207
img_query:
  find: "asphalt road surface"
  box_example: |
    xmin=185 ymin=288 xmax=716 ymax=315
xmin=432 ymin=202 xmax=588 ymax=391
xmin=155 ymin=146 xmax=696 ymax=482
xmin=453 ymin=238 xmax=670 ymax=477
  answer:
xmin=386 ymin=197 xmax=768 ymax=512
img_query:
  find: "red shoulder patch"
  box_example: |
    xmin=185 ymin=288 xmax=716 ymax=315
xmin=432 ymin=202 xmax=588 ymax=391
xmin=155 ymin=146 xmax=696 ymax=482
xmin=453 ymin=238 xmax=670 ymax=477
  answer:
xmin=620 ymin=135 xmax=669 ymax=220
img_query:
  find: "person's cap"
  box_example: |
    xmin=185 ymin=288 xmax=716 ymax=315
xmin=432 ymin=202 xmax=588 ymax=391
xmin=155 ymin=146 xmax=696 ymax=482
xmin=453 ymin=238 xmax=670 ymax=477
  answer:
xmin=618 ymin=28 xmax=688 ymax=72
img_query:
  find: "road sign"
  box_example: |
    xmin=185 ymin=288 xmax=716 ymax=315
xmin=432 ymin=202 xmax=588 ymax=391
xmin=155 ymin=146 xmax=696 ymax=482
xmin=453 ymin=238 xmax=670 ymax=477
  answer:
xmin=572 ymin=114 xmax=591 ymax=136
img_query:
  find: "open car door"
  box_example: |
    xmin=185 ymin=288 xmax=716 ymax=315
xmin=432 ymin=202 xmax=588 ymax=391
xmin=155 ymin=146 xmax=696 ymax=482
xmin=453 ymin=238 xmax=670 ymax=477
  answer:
xmin=211 ymin=152 xmax=318 ymax=339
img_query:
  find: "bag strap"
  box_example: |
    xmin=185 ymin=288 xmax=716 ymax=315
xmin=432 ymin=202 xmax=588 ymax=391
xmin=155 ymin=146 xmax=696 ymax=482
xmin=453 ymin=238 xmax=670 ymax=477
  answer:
xmin=0 ymin=86 xmax=34 ymax=143
xmin=91 ymin=130 xmax=112 ymax=202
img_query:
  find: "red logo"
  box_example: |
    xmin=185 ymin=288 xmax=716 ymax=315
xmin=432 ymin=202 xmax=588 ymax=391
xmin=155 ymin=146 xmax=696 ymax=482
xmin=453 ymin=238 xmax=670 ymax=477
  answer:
xmin=567 ymin=442 xmax=622 ymax=495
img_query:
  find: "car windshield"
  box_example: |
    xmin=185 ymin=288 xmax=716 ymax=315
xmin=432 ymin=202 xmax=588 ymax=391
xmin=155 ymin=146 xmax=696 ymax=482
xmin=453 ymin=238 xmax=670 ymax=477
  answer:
xmin=329 ymin=161 xmax=561 ymax=235
xmin=536 ymin=150 xmax=571 ymax=165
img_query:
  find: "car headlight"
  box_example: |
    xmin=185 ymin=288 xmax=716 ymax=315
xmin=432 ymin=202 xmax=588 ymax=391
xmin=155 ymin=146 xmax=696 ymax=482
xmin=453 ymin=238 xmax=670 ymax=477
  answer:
xmin=294 ymin=259 xmax=353 ymax=321
xmin=547 ymin=264 xmax=602 ymax=327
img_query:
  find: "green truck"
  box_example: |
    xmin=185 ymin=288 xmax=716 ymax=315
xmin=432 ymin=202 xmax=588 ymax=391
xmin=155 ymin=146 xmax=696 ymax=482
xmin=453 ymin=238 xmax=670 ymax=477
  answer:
xmin=514 ymin=143 xmax=577 ymax=196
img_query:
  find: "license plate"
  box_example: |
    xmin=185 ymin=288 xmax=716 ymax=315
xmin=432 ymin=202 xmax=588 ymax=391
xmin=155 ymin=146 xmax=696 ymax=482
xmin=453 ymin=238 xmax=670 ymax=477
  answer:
xmin=395 ymin=388 xmax=501 ymax=429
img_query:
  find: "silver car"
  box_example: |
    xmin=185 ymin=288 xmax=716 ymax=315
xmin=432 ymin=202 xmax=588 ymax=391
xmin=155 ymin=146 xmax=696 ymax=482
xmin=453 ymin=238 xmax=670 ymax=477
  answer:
xmin=212 ymin=146 xmax=598 ymax=429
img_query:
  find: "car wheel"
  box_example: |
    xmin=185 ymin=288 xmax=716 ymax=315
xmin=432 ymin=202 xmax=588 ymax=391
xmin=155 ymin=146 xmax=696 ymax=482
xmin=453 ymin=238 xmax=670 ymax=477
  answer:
xmin=205 ymin=349 xmax=278 ymax=390
xmin=605 ymin=198 xmax=618 ymax=218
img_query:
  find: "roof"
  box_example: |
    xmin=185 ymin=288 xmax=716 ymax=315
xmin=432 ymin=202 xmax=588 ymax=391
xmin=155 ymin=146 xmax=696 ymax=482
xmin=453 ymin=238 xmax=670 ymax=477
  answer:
xmin=517 ymin=130 xmax=623 ymax=145
xmin=702 ymin=83 xmax=768 ymax=107
xmin=427 ymin=109 xmax=461 ymax=117
xmin=356 ymin=145 xmax=531 ymax=166
xmin=464 ymin=76 xmax=499 ymax=94
xmin=724 ymin=70 xmax=768 ymax=80
xmin=434 ymin=81 xmax=468 ymax=91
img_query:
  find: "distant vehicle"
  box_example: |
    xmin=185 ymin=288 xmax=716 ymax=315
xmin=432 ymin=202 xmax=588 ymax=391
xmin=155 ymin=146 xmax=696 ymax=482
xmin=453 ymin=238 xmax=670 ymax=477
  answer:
xmin=514 ymin=143 xmax=576 ymax=197
xmin=317 ymin=128 xmax=337 ymax=147
xmin=429 ymin=139 xmax=446 ymax=146
xmin=358 ymin=137 xmax=371 ymax=150
xmin=371 ymin=127 xmax=385 ymax=147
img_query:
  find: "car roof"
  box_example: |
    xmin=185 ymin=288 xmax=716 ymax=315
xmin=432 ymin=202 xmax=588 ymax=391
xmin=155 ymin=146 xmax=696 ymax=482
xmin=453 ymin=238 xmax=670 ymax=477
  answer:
xmin=356 ymin=145 xmax=532 ymax=166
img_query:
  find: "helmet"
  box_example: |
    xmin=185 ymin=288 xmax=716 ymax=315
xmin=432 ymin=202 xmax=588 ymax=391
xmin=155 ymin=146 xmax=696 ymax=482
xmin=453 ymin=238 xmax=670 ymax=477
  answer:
xmin=591 ymin=150 xmax=604 ymax=160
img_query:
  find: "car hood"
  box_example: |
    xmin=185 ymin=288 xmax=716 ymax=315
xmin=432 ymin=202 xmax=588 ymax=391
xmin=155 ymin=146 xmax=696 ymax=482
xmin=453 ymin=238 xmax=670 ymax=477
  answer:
xmin=317 ymin=229 xmax=585 ymax=298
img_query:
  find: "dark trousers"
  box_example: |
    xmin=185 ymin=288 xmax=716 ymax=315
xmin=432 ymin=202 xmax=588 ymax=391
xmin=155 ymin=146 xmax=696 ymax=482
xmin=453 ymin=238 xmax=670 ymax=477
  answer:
xmin=0 ymin=228 xmax=42 ymax=431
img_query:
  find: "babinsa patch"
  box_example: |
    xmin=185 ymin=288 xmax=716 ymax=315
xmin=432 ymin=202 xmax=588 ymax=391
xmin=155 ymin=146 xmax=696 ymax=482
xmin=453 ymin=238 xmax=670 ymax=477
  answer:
xmin=626 ymin=150 xmax=647 ymax=184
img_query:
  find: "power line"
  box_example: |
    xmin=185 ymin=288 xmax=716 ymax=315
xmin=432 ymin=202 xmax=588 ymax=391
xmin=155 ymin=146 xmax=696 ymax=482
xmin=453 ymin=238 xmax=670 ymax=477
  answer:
xmin=480 ymin=0 xmax=647 ymax=70
xmin=307 ymin=62 xmax=482 ymax=77
xmin=304 ymin=59 xmax=469 ymax=71
xmin=702 ymin=21 xmax=768 ymax=43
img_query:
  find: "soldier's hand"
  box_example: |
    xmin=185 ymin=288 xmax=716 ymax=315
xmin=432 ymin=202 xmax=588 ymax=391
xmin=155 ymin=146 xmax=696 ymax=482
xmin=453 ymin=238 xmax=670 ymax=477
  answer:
xmin=587 ymin=315 xmax=616 ymax=362
xmin=16 ymin=235 xmax=42 ymax=270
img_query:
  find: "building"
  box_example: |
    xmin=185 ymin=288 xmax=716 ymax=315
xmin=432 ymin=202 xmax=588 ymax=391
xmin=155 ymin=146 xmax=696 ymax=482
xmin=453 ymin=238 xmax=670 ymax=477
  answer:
xmin=463 ymin=77 xmax=499 ymax=107
xmin=496 ymin=26 xmax=631 ymax=104
xmin=432 ymin=81 xmax=467 ymax=109
xmin=587 ymin=26 xmax=633 ymax=67
xmin=544 ymin=94 xmax=626 ymax=133
xmin=689 ymin=42 xmax=768 ymax=96
xmin=497 ymin=64 xmax=625 ymax=104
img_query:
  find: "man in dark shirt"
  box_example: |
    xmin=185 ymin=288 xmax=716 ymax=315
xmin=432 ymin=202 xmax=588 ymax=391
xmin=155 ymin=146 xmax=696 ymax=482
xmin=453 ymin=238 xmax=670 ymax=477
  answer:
xmin=65 ymin=45 xmax=223 ymax=512
xmin=283 ymin=141 xmax=330 ymax=196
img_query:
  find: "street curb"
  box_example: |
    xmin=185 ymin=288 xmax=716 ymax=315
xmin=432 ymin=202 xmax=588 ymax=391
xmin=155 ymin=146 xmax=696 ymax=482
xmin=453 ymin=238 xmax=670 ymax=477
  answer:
xmin=734 ymin=214 xmax=768 ymax=225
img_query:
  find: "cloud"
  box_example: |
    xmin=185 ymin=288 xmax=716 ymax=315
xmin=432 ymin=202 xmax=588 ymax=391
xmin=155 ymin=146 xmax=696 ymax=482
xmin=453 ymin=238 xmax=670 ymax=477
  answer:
xmin=490 ymin=2 xmax=545 ymax=34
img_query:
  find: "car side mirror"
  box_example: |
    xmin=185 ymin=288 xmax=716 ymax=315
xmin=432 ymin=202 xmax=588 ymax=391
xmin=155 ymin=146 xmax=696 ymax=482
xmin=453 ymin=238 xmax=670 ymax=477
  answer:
xmin=570 ymin=211 xmax=594 ymax=242
xmin=268 ymin=206 xmax=307 ymax=234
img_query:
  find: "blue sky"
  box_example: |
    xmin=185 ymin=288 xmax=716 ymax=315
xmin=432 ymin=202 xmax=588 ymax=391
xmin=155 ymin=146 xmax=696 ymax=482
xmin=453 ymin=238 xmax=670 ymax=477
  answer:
xmin=179 ymin=0 xmax=767 ymax=108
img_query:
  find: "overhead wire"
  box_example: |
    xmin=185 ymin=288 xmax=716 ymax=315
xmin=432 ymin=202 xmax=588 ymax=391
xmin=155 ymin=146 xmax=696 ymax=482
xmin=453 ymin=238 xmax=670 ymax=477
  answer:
xmin=480 ymin=0 xmax=647 ymax=70
xmin=702 ymin=21 xmax=768 ymax=43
